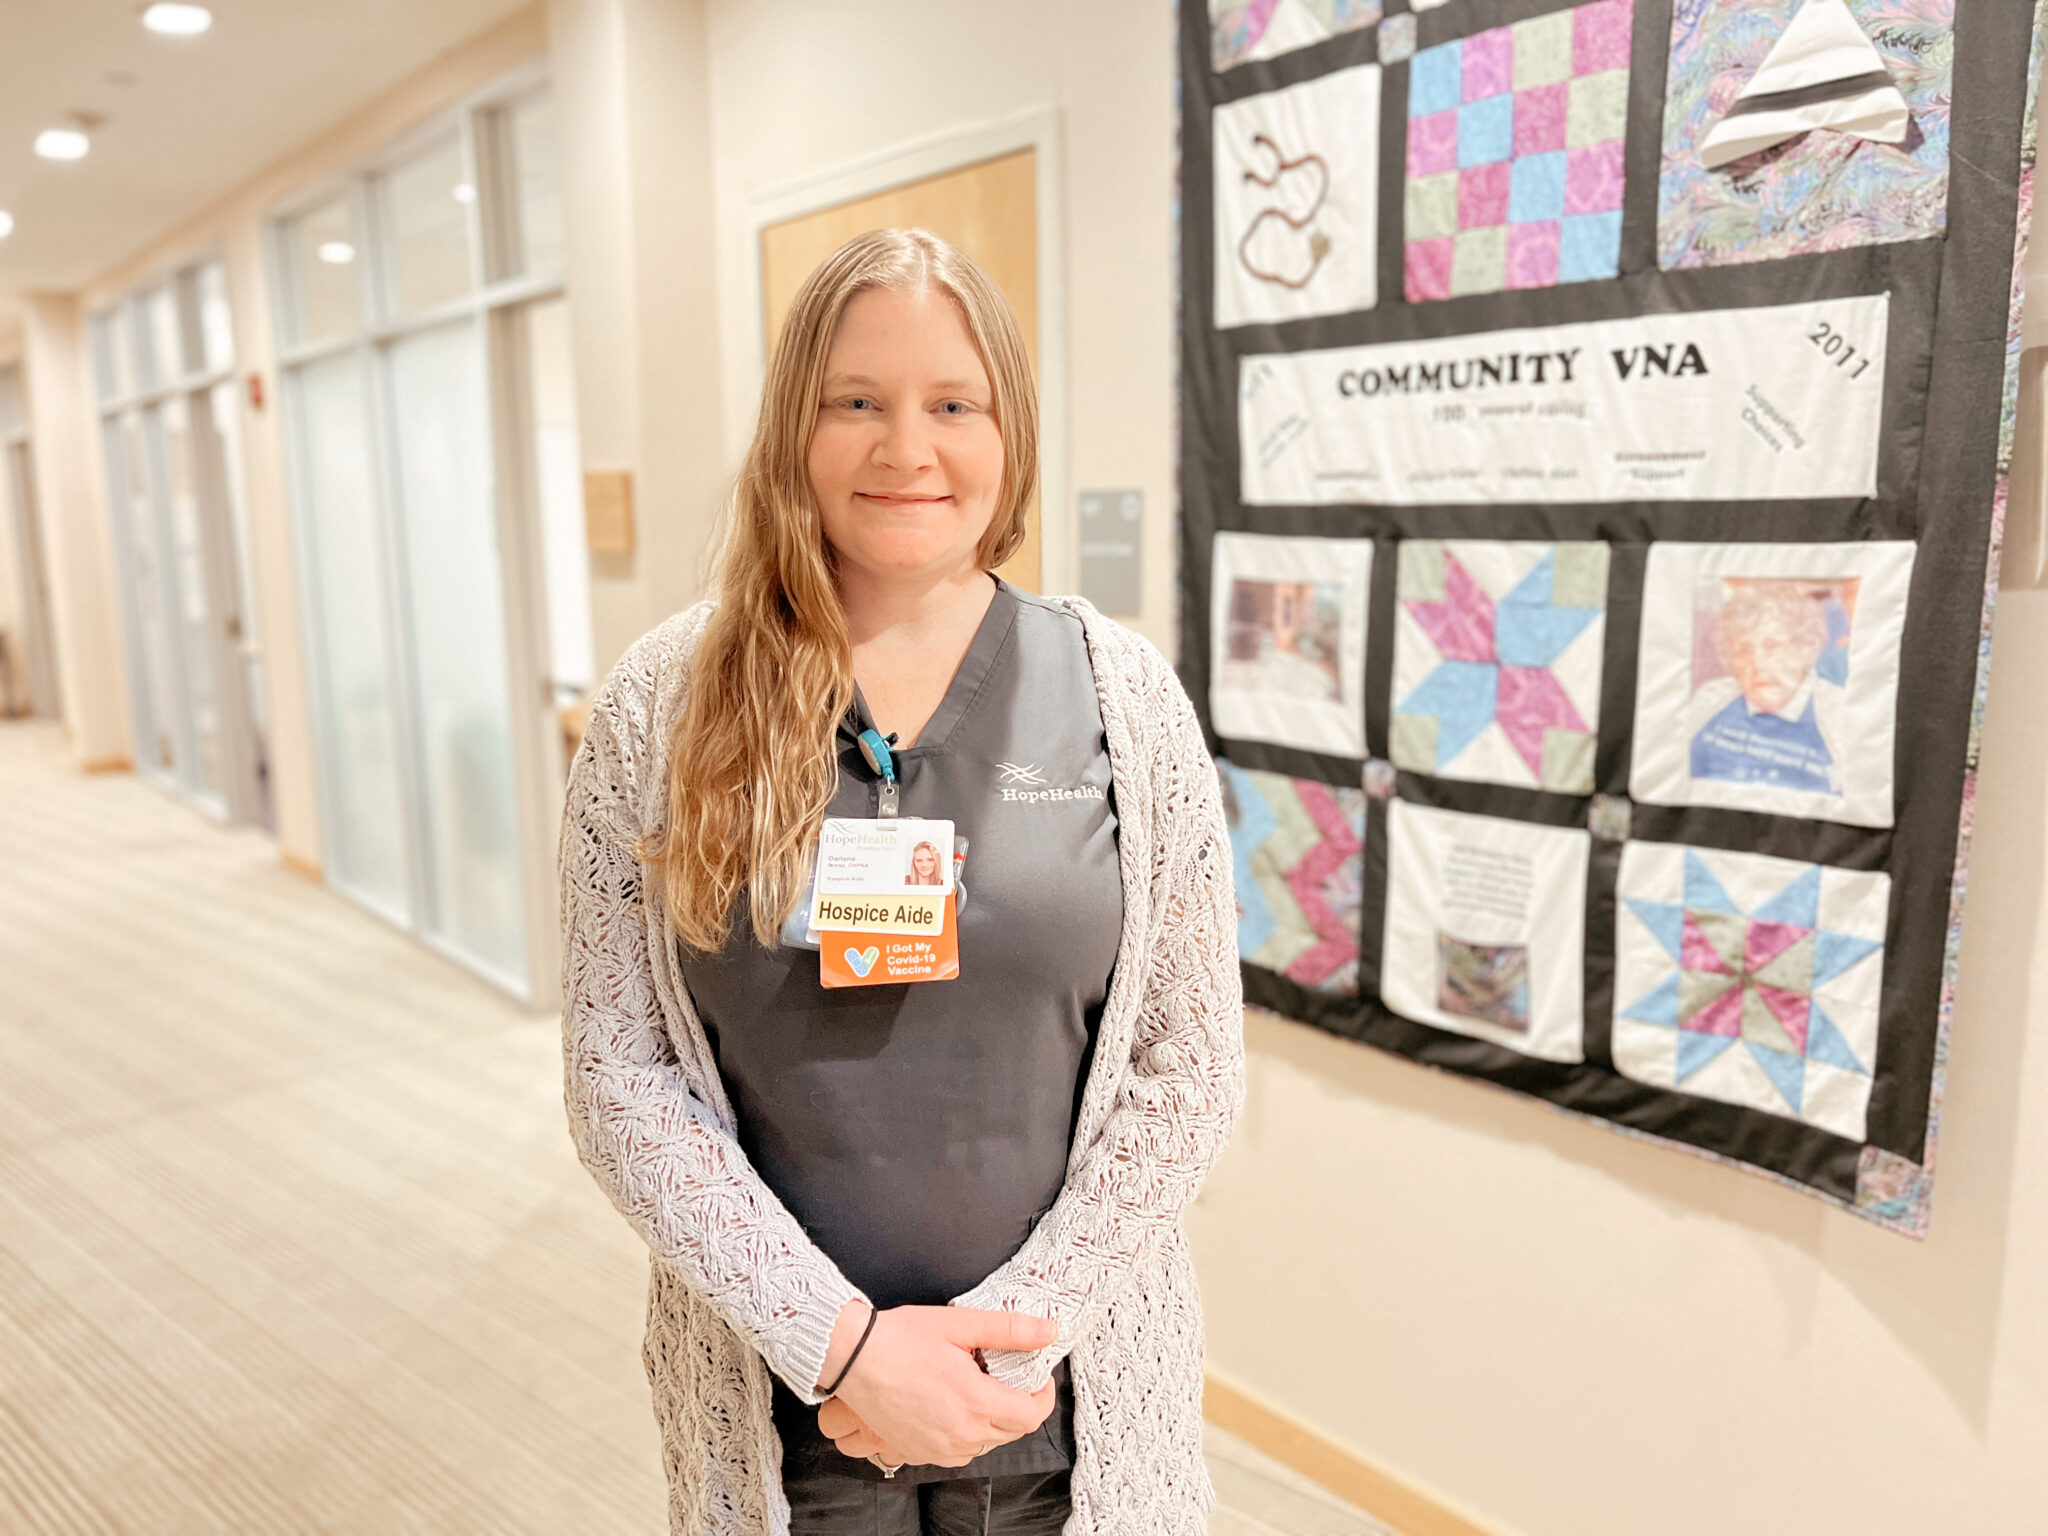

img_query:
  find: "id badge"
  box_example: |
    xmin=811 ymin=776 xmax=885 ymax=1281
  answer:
xmin=812 ymin=816 xmax=961 ymax=987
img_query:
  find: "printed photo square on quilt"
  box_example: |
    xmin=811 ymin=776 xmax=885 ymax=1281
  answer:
xmin=1208 ymin=0 xmax=1384 ymax=73
xmin=1391 ymin=541 xmax=1609 ymax=794
xmin=1382 ymin=800 xmax=1590 ymax=1061
xmin=1658 ymin=0 xmax=1955 ymax=269
xmin=1214 ymin=63 xmax=1383 ymax=327
xmin=1631 ymin=542 xmax=1916 ymax=828
xmin=1210 ymin=531 xmax=1373 ymax=759
xmin=1613 ymin=840 xmax=1889 ymax=1141
xmin=1404 ymin=0 xmax=1632 ymax=302
xmin=1220 ymin=759 xmax=1368 ymax=996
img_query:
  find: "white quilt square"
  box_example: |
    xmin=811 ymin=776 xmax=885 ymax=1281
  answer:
xmin=1210 ymin=532 xmax=1372 ymax=759
xmin=1630 ymin=542 xmax=1915 ymax=827
xmin=1382 ymin=800 xmax=1590 ymax=1061
xmin=1212 ymin=62 xmax=1381 ymax=328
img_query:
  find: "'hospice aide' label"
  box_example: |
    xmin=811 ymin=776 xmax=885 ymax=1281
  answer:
xmin=812 ymin=817 xmax=960 ymax=986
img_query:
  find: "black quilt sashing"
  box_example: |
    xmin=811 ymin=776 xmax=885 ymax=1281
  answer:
xmin=1180 ymin=0 xmax=2044 ymax=1231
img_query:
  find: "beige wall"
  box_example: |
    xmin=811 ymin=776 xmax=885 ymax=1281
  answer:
xmin=74 ymin=5 xmax=550 ymax=869
xmin=548 ymin=0 xmax=1178 ymax=673
xmin=1189 ymin=596 xmax=2048 ymax=1536
xmin=525 ymin=13 xmax=2048 ymax=1526
xmin=546 ymin=0 xmax=731 ymax=675
xmin=699 ymin=0 xmax=1177 ymax=655
xmin=1183 ymin=47 xmax=2048 ymax=1536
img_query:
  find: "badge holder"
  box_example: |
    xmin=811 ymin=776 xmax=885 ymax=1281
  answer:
xmin=781 ymin=726 xmax=964 ymax=986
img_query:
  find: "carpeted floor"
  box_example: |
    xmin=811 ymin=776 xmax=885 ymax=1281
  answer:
xmin=0 ymin=721 xmax=1393 ymax=1534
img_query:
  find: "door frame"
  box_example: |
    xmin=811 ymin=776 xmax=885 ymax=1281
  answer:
xmin=745 ymin=107 xmax=1073 ymax=596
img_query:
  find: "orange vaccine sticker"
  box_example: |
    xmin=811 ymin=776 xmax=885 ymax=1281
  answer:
xmin=820 ymin=894 xmax=960 ymax=987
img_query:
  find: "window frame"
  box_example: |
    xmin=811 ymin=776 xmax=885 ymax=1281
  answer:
xmin=263 ymin=58 xmax=569 ymax=1002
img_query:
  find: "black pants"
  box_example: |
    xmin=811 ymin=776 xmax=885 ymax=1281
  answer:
xmin=783 ymin=1468 xmax=1072 ymax=1536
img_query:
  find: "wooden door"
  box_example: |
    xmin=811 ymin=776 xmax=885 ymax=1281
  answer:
xmin=759 ymin=149 xmax=1041 ymax=591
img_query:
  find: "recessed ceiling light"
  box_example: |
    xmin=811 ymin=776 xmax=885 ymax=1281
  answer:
xmin=142 ymin=3 xmax=214 ymax=36
xmin=452 ymin=182 xmax=477 ymax=204
xmin=316 ymin=241 xmax=356 ymax=265
xmin=0 ymin=211 xmax=13 ymax=242
xmin=35 ymin=128 xmax=91 ymax=161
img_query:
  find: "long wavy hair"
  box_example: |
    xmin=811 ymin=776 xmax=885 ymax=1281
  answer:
xmin=648 ymin=228 xmax=1038 ymax=951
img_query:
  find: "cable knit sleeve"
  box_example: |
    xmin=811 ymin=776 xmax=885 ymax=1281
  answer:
xmin=952 ymin=628 xmax=1245 ymax=1390
xmin=560 ymin=651 xmax=866 ymax=1406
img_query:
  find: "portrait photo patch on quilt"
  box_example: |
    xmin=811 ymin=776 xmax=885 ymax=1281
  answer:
xmin=1658 ymin=0 xmax=1955 ymax=270
xmin=1220 ymin=759 xmax=1368 ymax=996
xmin=1208 ymin=0 xmax=1384 ymax=73
xmin=1382 ymin=800 xmax=1590 ymax=1062
xmin=1238 ymin=294 xmax=1888 ymax=506
xmin=1391 ymin=541 xmax=1609 ymax=794
xmin=1210 ymin=532 xmax=1373 ymax=759
xmin=1403 ymin=0 xmax=1633 ymax=302
xmin=1612 ymin=841 xmax=1890 ymax=1141
xmin=1213 ymin=63 xmax=1383 ymax=327
xmin=1630 ymin=542 xmax=1915 ymax=828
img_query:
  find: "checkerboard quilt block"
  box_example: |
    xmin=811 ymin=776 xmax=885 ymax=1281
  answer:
xmin=1221 ymin=760 xmax=1368 ymax=997
xmin=1613 ymin=843 xmax=1889 ymax=1141
xmin=1392 ymin=541 xmax=1609 ymax=794
xmin=1405 ymin=0 xmax=1633 ymax=301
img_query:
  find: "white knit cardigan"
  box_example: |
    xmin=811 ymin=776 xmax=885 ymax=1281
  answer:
xmin=560 ymin=598 xmax=1245 ymax=1535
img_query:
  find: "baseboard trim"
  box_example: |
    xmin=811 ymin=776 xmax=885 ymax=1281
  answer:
xmin=78 ymin=755 xmax=132 ymax=774
xmin=1204 ymin=1365 xmax=1509 ymax=1536
xmin=281 ymin=849 xmax=323 ymax=883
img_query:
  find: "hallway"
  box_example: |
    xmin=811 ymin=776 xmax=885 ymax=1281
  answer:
xmin=0 ymin=723 xmax=1389 ymax=1535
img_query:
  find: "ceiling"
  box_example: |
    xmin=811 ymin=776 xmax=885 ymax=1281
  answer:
xmin=0 ymin=0 xmax=537 ymax=293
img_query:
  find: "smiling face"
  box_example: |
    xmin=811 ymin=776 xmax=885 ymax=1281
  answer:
xmin=910 ymin=842 xmax=941 ymax=883
xmin=807 ymin=284 xmax=1007 ymax=588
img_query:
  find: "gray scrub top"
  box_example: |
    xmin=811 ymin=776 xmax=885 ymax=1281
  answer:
xmin=678 ymin=581 xmax=1123 ymax=1483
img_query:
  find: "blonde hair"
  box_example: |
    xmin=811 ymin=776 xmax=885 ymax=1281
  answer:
xmin=649 ymin=228 xmax=1038 ymax=951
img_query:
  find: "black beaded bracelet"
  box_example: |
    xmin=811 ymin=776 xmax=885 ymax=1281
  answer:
xmin=819 ymin=1305 xmax=879 ymax=1398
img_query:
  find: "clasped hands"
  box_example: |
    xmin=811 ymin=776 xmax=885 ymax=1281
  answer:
xmin=812 ymin=1300 xmax=1059 ymax=1470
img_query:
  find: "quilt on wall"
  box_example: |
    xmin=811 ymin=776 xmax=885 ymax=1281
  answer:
xmin=1179 ymin=0 xmax=2047 ymax=1234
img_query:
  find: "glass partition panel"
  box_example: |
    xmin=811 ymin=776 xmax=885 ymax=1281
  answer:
xmin=152 ymin=396 xmax=225 ymax=803
xmin=294 ymin=353 xmax=411 ymax=917
xmin=139 ymin=286 xmax=182 ymax=388
xmin=384 ymin=320 xmax=524 ymax=979
xmin=383 ymin=135 xmax=474 ymax=317
xmin=89 ymin=316 xmax=118 ymax=403
xmin=113 ymin=415 xmax=179 ymax=773
xmin=209 ymin=378 xmax=272 ymax=828
xmin=289 ymin=196 xmax=361 ymax=346
xmin=197 ymin=261 xmax=235 ymax=374
xmin=105 ymin=305 xmax=137 ymax=402
xmin=506 ymin=91 xmax=564 ymax=279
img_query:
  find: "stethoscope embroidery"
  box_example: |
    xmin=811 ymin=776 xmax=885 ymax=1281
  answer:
xmin=1236 ymin=132 xmax=1333 ymax=291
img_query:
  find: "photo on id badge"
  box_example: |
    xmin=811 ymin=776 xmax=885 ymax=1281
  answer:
xmin=812 ymin=816 xmax=961 ymax=987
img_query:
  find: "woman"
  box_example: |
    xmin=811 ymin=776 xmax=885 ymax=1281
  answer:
xmin=560 ymin=228 xmax=1243 ymax=1536
xmin=907 ymin=839 xmax=943 ymax=887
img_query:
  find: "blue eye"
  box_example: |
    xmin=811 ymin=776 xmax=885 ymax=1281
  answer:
xmin=846 ymin=396 xmax=873 ymax=411
xmin=940 ymin=400 xmax=968 ymax=416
